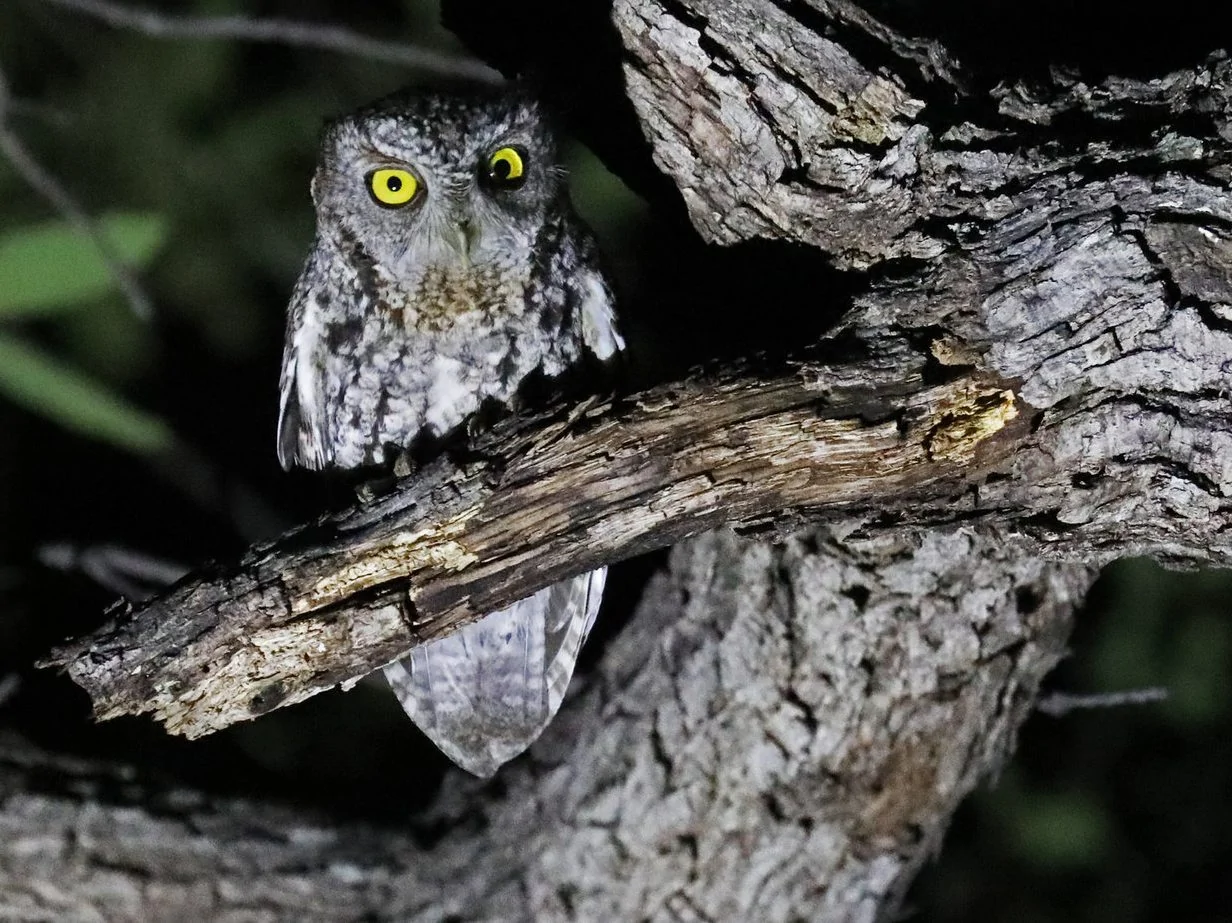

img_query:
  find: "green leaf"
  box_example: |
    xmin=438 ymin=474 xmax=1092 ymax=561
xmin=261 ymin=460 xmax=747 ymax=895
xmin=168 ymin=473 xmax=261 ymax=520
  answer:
xmin=0 ymin=213 xmax=167 ymax=318
xmin=0 ymin=332 xmax=173 ymax=454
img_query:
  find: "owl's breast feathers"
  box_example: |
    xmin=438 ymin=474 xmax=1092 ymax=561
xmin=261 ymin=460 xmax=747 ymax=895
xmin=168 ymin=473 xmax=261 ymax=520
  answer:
xmin=277 ymin=211 xmax=622 ymax=472
xmin=390 ymin=264 xmax=531 ymax=331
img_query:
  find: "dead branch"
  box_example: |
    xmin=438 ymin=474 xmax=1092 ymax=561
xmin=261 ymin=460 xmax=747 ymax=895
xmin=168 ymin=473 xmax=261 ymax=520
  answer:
xmin=44 ymin=351 xmax=1034 ymax=737
xmin=40 ymin=0 xmax=501 ymax=82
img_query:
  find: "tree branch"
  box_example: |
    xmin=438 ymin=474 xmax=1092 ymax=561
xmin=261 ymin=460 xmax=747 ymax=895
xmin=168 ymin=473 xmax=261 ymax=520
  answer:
xmin=1035 ymin=686 xmax=1169 ymax=717
xmin=8 ymin=527 xmax=1092 ymax=921
xmin=44 ymin=352 xmax=1032 ymax=737
xmin=39 ymin=0 xmax=502 ymax=83
xmin=41 ymin=14 xmax=1232 ymax=749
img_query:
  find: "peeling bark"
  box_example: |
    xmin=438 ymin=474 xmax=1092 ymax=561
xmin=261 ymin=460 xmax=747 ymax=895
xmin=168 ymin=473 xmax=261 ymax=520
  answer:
xmin=11 ymin=0 xmax=1232 ymax=920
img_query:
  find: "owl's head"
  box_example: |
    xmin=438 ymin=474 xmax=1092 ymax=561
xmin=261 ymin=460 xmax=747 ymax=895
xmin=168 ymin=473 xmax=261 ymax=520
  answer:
xmin=310 ymin=87 xmax=564 ymax=277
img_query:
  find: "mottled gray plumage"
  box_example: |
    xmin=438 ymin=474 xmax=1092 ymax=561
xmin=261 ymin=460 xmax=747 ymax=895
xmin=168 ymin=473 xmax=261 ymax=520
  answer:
xmin=277 ymin=87 xmax=622 ymax=776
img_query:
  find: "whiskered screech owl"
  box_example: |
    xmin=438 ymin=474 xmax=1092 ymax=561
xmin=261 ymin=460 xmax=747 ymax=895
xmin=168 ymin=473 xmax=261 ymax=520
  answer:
xmin=276 ymin=87 xmax=623 ymax=777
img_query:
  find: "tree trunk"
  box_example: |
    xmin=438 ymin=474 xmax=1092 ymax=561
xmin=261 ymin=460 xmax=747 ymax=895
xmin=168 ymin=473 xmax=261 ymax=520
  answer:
xmin=13 ymin=1 xmax=1232 ymax=920
xmin=6 ymin=528 xmax=1089 ymax=922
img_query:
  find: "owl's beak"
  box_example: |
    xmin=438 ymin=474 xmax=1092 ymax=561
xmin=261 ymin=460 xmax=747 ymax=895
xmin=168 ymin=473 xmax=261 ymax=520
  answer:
xmin=450 ymin=218 xmax=481 ymax=271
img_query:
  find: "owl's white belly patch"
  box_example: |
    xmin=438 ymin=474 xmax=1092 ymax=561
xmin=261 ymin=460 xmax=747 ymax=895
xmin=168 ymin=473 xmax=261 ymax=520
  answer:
xmin=424 ymin=355 xmax=473 ymax=434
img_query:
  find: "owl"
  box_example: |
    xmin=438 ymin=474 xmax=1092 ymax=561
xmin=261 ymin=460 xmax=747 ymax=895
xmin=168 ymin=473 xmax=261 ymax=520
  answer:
xmin=276 ymin=87 xmax=623 ymax=777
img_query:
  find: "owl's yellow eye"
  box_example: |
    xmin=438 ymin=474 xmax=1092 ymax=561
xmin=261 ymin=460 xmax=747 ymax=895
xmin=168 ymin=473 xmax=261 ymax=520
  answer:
xmin=485 ymin=146 xmax=526 ymax=188
xmin=368 ymin=168 xmax=419 ymax=207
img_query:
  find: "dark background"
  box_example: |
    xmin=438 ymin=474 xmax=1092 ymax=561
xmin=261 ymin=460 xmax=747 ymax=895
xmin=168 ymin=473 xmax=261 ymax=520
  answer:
xmin=0 ymin=2 xmax=1229 ymax=920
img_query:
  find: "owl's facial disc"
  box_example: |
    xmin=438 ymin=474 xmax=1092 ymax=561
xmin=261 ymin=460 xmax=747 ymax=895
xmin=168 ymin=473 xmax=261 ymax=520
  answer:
xmin=313 ymin=98 xmax=559 ymax=279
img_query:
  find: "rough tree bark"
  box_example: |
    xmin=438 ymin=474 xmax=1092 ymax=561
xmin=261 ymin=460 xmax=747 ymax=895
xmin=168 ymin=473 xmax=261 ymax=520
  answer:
xmin=6 ymin=529 xmax=1086 ymax=922
xmin=9 ymin=1 xmax=1232 ymax=921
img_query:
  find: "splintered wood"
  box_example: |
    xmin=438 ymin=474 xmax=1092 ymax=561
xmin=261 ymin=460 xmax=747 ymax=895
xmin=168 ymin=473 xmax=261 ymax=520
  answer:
xmin=46 ymin=356 xmax=1028 ymax=739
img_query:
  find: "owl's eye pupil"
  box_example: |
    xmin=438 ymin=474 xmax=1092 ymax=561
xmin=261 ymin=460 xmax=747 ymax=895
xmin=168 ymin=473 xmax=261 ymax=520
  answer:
xmin=386 ymin=176 xmax=402 ymax=192
xmin=492 ymin=160 xmax=511 ymax=180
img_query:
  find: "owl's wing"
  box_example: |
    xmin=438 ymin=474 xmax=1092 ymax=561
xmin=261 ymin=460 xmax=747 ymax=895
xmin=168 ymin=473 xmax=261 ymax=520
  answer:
xmin=276 ymin=262 xmax=330 ymax=471
xmin=383 ymin=567 xmax=606 ymax=777
xmin=573 ymin=258 xmax=624 ymax=362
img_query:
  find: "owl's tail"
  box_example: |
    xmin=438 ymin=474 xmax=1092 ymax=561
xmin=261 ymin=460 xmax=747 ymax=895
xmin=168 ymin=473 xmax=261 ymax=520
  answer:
xmin=383 ymin=568 xmax=606 ymax=777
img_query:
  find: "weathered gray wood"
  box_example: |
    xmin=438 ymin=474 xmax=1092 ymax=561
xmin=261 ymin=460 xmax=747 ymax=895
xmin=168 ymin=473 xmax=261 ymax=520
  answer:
xmin=45 ymin=32 xmax=1232 ymax=739
xmin=5 ymin=528 xmax=1090 ymax=922
xmin=17 ymin=1 xmax=1232 ymax=920
xmin=45 ymin=356 xmax=1032 ymax=739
